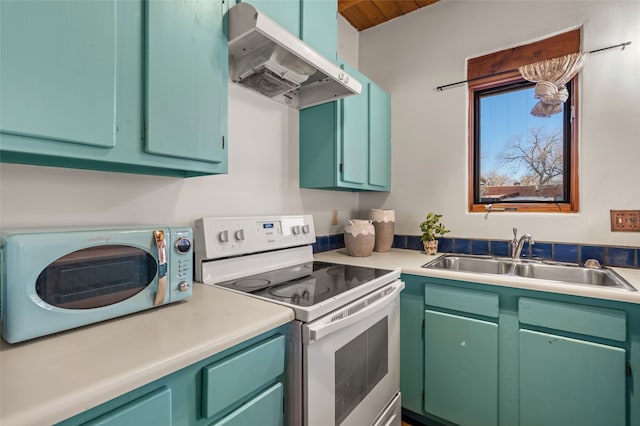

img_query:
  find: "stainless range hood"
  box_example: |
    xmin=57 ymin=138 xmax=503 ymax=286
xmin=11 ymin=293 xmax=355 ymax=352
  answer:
xmin=227 ymin=3 xmax=362 ymax=109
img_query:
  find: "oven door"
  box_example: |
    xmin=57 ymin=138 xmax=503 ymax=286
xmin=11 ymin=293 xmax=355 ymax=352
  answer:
xmin=302 ymin=280 xmax=403 ymax=426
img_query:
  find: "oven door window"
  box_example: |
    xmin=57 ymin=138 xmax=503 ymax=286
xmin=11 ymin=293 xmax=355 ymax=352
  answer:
xmin=335 ymin=317 xmax=388 ymax=425
xmin=35 ymin=245 xmax=158 ymax=309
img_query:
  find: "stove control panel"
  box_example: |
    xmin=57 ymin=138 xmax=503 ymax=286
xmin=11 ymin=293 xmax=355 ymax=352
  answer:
xmin=194 ymin=215 xmax=316 ymax=264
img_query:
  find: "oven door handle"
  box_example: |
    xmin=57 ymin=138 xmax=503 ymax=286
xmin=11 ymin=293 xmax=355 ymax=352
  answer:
xmin=304 ymin=280 xmax=404 ymax=344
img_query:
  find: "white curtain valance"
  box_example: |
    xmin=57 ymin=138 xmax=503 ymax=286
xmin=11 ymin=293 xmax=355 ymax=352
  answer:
xmin=518 ymin=52 xmax=589 ymax=117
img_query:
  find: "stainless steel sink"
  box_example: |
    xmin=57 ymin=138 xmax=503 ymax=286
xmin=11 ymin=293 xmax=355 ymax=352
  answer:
xmin=426 ymin=255 xmax=513 ymax=275
xmin=423 ymin=254 xmax=636 ymax=291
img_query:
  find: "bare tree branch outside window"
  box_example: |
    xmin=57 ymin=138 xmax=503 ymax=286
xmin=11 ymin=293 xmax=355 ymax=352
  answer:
xmin=499 ymin=127 xmax=564 ymax=190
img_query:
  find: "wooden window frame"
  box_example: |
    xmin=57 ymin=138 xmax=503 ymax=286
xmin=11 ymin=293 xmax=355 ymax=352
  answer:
xmin=467 ymin=30 xmax=580 ymax=213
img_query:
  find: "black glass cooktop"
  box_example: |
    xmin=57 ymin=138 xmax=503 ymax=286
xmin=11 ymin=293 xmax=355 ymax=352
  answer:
xmin=216 ymin=261 xmax=394 ymax=307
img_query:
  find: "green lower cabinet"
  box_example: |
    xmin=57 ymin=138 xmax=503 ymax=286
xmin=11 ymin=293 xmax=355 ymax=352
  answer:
xmin=83 ymin=387 xmax=172 ymax=426
xmin=57 ymin=329 xmax=286 ymax=426
xmin=210 ymin=383 xmax=283 ymax=426
xmin=519 ymin=330 xmax=626 ymax=426
xmin=424 ymin=311 xmax=498 ymax=426
xmin=400 ymin=275 xmax=638 ymax=426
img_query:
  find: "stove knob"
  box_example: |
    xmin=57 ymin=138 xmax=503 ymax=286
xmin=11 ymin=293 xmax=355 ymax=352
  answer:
xmin=218 ymin=230 xmax=229 ymax=243
xmin=234 ymin=229 xmax=245 ymax=241
xmin=302 ymin=224 xmax=310 ymax=234
xmin=178 ymin=281 xmax=190 ymax=292
xmin=292 ymin=225 xmax=301 ymax=235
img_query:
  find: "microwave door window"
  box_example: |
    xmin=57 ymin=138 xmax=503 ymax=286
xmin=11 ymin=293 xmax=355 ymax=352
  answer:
xmin=35 ymin=245 xmax=158 ymax=309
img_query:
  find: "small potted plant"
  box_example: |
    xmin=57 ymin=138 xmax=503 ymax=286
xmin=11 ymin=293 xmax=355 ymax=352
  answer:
xmin=419 ymin=212 xmax=450 ymax=255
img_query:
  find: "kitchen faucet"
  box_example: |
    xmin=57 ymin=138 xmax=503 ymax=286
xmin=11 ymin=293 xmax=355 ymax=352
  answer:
xmin=511 ymin=228 xmax=535 ymax=259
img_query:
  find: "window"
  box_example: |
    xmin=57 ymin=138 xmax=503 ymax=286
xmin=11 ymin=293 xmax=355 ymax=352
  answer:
xmin=468 ymin=30 xmax=580 ymax=213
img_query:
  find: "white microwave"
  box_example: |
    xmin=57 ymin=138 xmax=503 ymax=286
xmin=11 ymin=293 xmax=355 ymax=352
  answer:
xmin=0 ymin=226 xmax=193 ymax=343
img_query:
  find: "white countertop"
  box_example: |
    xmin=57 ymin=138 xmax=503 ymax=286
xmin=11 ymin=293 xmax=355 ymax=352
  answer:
xmin=0 ymin=284 xmax=294 ymax=426
xmin=315 ymin=248 xmax=640 ymax=305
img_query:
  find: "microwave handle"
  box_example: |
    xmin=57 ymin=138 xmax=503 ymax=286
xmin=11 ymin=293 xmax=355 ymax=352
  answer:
xmin=154 ymin=230 xmax=168 ymax=306
xmin=305 ymin=281 xmax=404 ymax=344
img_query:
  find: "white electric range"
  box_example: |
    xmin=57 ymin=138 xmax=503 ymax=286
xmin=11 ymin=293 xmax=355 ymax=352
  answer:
xmin=195 ymin=215 xmax=403 ymax=426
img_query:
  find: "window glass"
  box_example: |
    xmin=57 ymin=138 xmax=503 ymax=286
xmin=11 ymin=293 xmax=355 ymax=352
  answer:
xmin=466 ymin=29 xmax=580 ymax=213
xmin=36 ymin=245 xmax=157 ymax=309
xmin=475 ymin=82 xmax=569 ymax=204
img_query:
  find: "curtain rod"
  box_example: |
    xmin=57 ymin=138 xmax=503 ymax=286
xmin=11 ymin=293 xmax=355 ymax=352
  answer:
xmin=435 ymin=41 xmax=632 ymax=91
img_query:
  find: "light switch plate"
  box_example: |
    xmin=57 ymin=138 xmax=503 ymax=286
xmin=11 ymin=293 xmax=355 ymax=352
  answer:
xmin=610 ymin=210 xmax=640 ymax=232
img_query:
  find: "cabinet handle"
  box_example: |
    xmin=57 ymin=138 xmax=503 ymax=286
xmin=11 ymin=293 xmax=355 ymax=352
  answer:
xmin=154 ymin=230 xmax=168 ymax=306
xmin=339 ymin=163 xmax=344 ymax=173
xmin=627 ymin=362 xmax=632 ymax=377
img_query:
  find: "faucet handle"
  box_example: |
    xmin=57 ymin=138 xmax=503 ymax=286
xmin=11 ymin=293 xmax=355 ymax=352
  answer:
xmin=512 ymin=227 xmax=518 ymax=240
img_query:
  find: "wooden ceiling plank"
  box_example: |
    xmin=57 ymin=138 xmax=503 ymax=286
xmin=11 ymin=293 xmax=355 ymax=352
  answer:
xmin=338 ymin=0 xmax=366 ymax=13
xmin=357 ymin=1 xmax=387 ymax=28
xmin=342 ymin=6 xmax=376 ymax=31
xmin=415 ymin=0 xmax=439 ymax=8
xmin=394 ymin=0 xmax=419 ymax=15
xmin=340 ymin=0 xmax=440 ymax=30
xmin=372 ymin=0 xmax=403 ymax=20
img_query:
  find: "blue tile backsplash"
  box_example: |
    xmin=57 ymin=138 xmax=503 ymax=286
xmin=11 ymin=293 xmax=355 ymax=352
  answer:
xmin=316 ymin=233 xmax=639 ymax=269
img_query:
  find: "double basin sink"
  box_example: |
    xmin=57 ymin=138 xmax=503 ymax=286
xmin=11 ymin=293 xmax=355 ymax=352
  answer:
xmin=423 ymin=254 xmax=636 ymax=291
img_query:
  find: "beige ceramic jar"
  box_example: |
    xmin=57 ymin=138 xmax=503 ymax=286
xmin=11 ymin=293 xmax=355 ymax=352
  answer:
xmin=344 ymin=219 xmax=375 ymax=257
xmin=369 ymin=209 xmax=395 ymax=252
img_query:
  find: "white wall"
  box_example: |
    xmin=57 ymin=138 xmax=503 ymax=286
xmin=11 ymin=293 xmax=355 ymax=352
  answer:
xmin=338 ymin=15 xmax=359 ymax=67
xmin=358 ymin=0 xmax=640 ymax=246
xmin=0 ymin=25 xmax=363 ymax=236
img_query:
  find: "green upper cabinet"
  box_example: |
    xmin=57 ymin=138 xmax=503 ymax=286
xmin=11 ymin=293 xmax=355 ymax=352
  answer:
xmin=237 ymin=0 xmax=337 ymax=61
xmin=0 ymin=0 xmax=120 ymax=150
xmin=301 ymin=0 xmax=338 ymax=62
xmin=0 ymin=0 xmax=228 ymax=177
xmin=145 ymin=0 xmax=228 ymax=166
xmin=299 ymin=61 xmax=391 ymax=191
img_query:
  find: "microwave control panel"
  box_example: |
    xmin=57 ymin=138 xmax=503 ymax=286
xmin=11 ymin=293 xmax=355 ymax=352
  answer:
xmin=194 ymin=215 xmax=315 ymax=263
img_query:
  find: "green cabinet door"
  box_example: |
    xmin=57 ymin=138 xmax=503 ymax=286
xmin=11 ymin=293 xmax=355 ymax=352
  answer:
xmin=84 ymin=387 xmax=172 ymax=426
xmin=368 ymin=82 xmax=391 ymax=190
xmin=210 ymin=383 xmax=283 ymax=426
xmin=1 ymin=0 xmax=228 ymax=177
xmin=1 ymin=0 xmax=121 ymax=149
xmin=340 ymin=63 xmax=369 ymax=187
xmin=399 ymin=277 xmax=426 ymax=414
xmin=519 ymin=329 xmax=626 ymax=426
xmin=145 ymin=0 xmax=227 ymax=165
xmin=424 ymin=310 xmax=498 ymax=426
xmin=301 ymin=0 xmax=337 ymax=61
xmin=299 ymin=61 xmax=391 ymax=191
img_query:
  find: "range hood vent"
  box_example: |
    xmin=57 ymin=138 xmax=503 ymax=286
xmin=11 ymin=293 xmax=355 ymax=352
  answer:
xmin=228 ymin=3 xmax=362 ymax=109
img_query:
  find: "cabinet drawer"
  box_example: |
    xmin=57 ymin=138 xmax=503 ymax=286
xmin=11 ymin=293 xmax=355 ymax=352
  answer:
xmin=202 ymin=334 xmax=285 ymax=418
xmin=425 ymin=283 xmax=499 ymax=318
xmin=210 ymin=383 xmax=283 ymax=426
xmin=84 ymin=387 xmax=171 ymax=426
xmin=519 ymin=298 xmax=626 ymax=341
